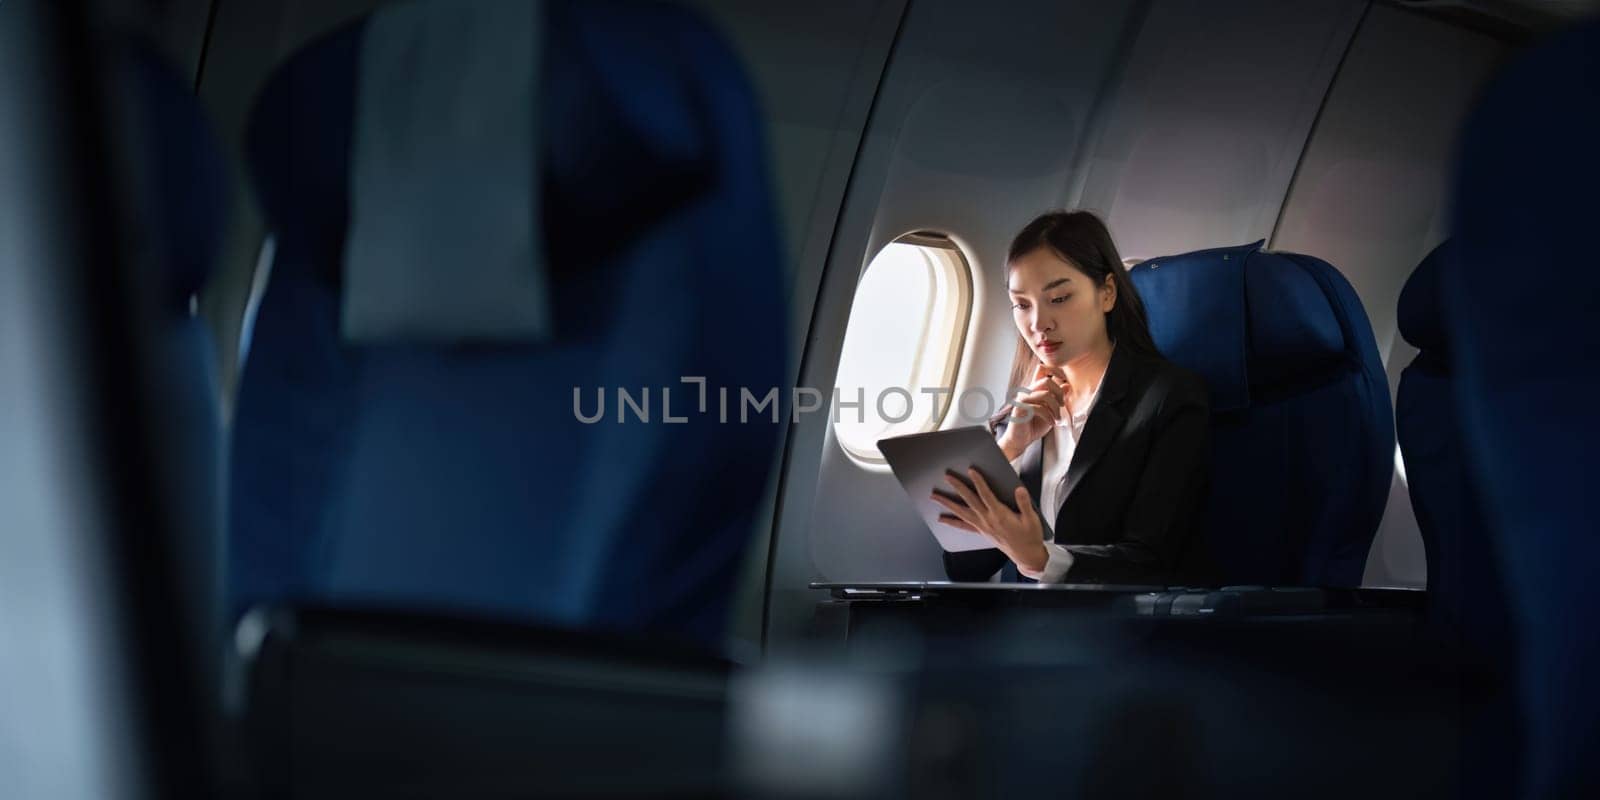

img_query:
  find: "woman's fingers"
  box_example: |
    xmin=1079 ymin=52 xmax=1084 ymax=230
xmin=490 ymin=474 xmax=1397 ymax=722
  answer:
xmin=1027 ymin=366 xmax=1065 ymax=401
xmin=930 ymin=491 xmax=981 ymax=528
xmin=937 ymin=513 xmax=979 ymax=532
xmin=1051 ymin=378 xmax=1067 ymax=403
xmin=1028 ymin=386 xmax=1064 ymax=414
xmin=1015 ymin=386 xmax=1060 ymax=411
xmin=966 ymin=468 xmax=1005 ymax=513
xmin=1039 ymin=373 xmax=1066 ymax=405
xmin=1009 ymin=396 xmax=1039 ymax=425
xmin=1017 ymin=390 xmax=1061 ymax=422
xmin=942 ymin=472 xmax=985 ymax=514
xmin=1030 ymin=363 xmax=1067 ymax=403
xmin=1011 ymin=403 xmax=1055 ymax=432
xmin=1026 ymin=378 xmax=1064 ymax=413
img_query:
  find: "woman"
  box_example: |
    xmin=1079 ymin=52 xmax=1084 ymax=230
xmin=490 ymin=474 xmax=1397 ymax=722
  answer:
xmin=931 ymin=210 xmax=1212 ymax=585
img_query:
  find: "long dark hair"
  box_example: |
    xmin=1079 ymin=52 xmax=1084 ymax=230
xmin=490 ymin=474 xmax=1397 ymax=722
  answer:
xmin=1001 ymin=210 xmax=1161 ymax=398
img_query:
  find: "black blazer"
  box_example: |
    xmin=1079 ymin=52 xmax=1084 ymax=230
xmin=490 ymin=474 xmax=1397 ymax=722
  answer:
xmin=943 ymin=346 xmax=1213 ymax=585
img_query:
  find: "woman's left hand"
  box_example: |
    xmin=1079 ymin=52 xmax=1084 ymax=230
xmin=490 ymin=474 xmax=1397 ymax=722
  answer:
xmin=931 ymin=468 xmax=1049 ymax=574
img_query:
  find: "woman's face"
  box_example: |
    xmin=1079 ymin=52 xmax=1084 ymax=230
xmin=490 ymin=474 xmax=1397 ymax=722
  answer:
xmin=1008 ymin=246 xmax=1115 ymax=368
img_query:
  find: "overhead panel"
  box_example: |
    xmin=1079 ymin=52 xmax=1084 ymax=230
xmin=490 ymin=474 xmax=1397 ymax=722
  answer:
xmin=1073 ymin=0 xmax=1367 ymax=261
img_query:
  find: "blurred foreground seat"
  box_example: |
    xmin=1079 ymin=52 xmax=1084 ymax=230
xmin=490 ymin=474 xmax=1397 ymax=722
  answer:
xmin=731 ymin=607 xmax=1462 ymax=800
xmin=236 ymin=604 xmax=733 ymax=798
xmin=105 ymin=38 xmax=230 ymax=679
xmin=1395 ymin=240 xmax=1520 ymax=798
xmin=229 ymin=0 xmax=787 ymax=646
xmin=1447 ymin=17 xmax=1600 ymax=798
xmin=1396 ymin=240 xmax=1512 ymax=670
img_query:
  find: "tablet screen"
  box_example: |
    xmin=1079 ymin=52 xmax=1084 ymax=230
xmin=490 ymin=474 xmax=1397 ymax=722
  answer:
xmin=878 ymin=426 xmax=1052 ymax=552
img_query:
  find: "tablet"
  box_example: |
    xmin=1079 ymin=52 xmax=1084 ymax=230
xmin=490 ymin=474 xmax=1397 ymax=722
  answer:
xmin=877 ymin=425 xmax=1053 ymax=552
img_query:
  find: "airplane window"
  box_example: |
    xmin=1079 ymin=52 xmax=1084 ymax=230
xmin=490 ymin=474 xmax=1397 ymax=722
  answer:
xmin=832 ymin=232 xmax=973 ymax=464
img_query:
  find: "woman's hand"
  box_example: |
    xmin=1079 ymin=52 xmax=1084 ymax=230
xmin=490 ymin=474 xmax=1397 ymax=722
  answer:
xmin=997 ymin=362 xmax=1067 ymax=460
xmin=930 ymin=467 xmax=1049 ymax=574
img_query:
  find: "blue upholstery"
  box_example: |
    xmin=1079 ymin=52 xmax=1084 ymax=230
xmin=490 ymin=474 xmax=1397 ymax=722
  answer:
xmin=109 ymin=42 xmax=228 ymax=647
xmin=1396 ymin=242 xmax=1461 ymax=604
xmin=116 ymin=47 xmax=230 ymax=313
xmin=1395 ymin=244 xmax=1450 ymax=361
xmin=1447 ymin=18 xmax=1600 ymax=798
xmin=231 ymin=0 xmax=787 ymax=645
xmin=1397 ymin=241 xmax=1513 ymax=663
xmin=1130 ymin=242 xmax=1392 ymax=586
xmin=1397 ymin=241 xmax=1519 ymax=798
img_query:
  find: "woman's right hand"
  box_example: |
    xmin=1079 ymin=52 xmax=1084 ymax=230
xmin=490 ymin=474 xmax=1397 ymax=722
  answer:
xmin=997 ymin=361 xmax=1066 ymax=460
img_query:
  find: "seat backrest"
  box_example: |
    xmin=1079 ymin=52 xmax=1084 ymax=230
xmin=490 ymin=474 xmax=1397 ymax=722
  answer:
xmin=1130 ymin=241 xmax=1393 ymax=587
xmin=230 ymin=0 xmax=786 ymax=646
xmin=1398 ymin=242 xmax=1520 ymax=798
xmin=108 ymin=40 xmax=229 ymax=671
xmin=1396 ymin=241 xmax=1513 ymax=667
xmin=1448 ymin=17 xmax=1600 ymax=798
xmin=238 ymin=605 xmax=734 ymax=797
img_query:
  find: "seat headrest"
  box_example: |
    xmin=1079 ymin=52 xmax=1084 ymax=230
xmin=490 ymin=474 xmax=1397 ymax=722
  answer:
xmin=245 ymin=24 xmax=362 ymax=278
xmin=246 ymin=0 xmax=719 ymax=323
xmin=1397 ymin=240 xmax=1453 ymax=357
xmin=339 ymin=0 xmax=551 ymax=345
xmin=1130 ymin=242 xmax=1254 ymax=411
xmin=1245 ymin=251 xmax=1347 ymax=393
xmin=1131 ymin=242 xmax=1349 ymax=411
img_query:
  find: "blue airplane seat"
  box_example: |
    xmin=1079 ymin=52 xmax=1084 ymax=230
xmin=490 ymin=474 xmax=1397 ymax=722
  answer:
xmin=114 ymin=49 xmax=229 ymax=323
xmin=108 ymin=42 xmax=229 ymax=651
xmin=230 ymin=0 xmax=786 ymax=646
xmin=1448 ymin=18 xmax=1600 ymax=798
xmin=1400 ymin=243 xmax=1521 ymax=799
xmin=1396 ymin=241 xmax=1513 ymax=671
xmin=1130 ymin=242 xmax=1392 ymax=587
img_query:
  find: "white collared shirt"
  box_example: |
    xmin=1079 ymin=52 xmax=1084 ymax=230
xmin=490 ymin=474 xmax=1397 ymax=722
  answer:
xmin=1006 ymin=380 xmax=1103 ymax=583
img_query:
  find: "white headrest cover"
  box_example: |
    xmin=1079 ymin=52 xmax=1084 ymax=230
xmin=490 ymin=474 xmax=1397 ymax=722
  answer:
xmin=342 ymin=0 xmax=549 ymax=344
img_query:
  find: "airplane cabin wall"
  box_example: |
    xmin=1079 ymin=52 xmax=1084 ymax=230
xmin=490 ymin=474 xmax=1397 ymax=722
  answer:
xmin=1074 ymin=0 xmax=1366 ymax=259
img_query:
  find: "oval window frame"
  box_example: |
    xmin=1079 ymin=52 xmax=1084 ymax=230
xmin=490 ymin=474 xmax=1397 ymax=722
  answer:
xmin=831 ymin=231 xmax=975 ymax=466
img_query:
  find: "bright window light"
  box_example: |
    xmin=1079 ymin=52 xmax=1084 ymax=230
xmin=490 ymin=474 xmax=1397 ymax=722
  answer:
xmin=832 ymin=233 xmax=973 ymax=463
